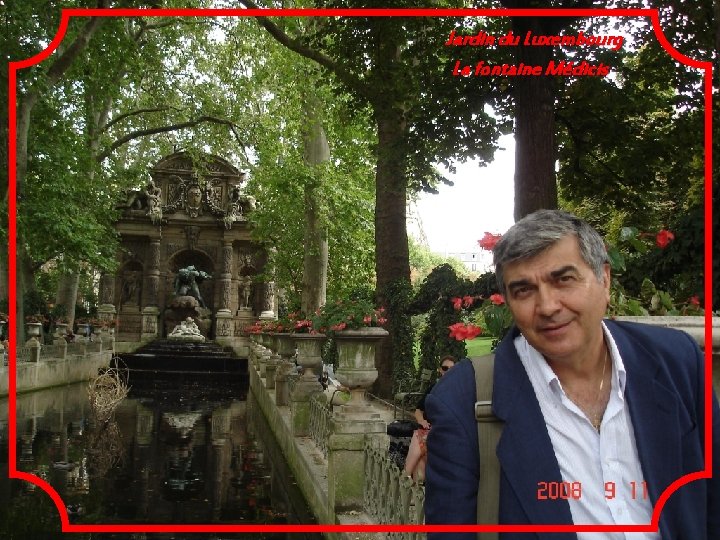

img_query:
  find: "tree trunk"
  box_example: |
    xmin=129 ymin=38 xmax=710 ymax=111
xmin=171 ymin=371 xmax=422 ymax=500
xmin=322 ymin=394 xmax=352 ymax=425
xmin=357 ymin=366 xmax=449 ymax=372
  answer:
xmin=512 ymin=15 xmax=558 ymax=221
xmin=300 ymin=97 xmax=329 ymax=315
xmin=13 ymin=9 xmax=106 ymax=343
xmin=55 ymin=273 xmax=80 ymax=326
xmin=373 ymin=108 xmax=412 ymax=397
xmin=374 ymin=111 xmax=411 ymax=291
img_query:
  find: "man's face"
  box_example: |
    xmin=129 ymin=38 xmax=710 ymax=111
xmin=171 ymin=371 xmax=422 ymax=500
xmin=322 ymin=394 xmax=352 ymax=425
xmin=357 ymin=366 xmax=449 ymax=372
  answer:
xmin=502 ymin=235 xmax=610 ymax=365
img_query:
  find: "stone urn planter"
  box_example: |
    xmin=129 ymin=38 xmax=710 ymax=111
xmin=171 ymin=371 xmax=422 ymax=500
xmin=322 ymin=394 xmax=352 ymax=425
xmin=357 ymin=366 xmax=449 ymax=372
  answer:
xmin=76 ymin=322 xmax=91 ymax=339
xmin=334 ymin=327 xmax=389 ymax=412
xmin=26 ymin=322 xmax=42 ymax=339
xmin=293 ymin=333 xmax=326 ymax=383
xmin=54 ymin=322 xmax=68 ymax=337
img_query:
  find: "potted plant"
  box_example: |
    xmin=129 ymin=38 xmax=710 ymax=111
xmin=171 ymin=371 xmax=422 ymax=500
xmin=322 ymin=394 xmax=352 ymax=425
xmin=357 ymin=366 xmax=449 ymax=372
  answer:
xmin=313 ymin=300 xmax=389 ymax=410
xmin=25 ymin=314 xmax=45 ymax=339
xmin=284 ymin=312 xmax=325 ymax=385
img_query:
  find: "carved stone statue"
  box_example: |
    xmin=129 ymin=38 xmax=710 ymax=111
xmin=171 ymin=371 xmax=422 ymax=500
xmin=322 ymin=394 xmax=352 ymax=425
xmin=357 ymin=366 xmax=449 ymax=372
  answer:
xmin=223 ymin=184 xmax=256 ymax=229
xmin=145 ymin=179 xmax=162 ymax=224
xmin=168 ymin=316 xmax=204 ymax=342
xmin=121 ymin=271 xmax=141 ymax=306
xmin=173 ymin=265 xmax=211 ymax=308
xmin=238 ymin=277 xmax=252 ymax=309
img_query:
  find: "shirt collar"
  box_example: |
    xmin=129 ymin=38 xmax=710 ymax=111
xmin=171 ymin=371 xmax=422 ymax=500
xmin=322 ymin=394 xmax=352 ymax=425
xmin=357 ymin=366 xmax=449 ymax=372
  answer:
xmin=515 ymin=320 xmax=627 ymax=398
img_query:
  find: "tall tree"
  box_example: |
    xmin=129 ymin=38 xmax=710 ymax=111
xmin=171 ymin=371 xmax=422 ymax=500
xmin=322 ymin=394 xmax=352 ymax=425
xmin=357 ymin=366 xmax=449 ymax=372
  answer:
xmin=236 ymin=2 xmax=509 ymax=395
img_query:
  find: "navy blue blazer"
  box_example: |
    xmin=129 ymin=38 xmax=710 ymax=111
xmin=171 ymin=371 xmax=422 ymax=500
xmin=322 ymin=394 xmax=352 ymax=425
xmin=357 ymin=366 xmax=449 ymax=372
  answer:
xmin=425 ymin=320 xmax=720 ymax=540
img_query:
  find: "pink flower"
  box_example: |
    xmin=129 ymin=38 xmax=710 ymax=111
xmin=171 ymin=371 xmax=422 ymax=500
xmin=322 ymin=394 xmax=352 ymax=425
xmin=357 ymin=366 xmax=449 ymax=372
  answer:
xmin=363 ymin=315 xmax=372 ymax=324
xmin=689 ymin=295 xmax=700 ymax=306
xmin=462 ymin=295 xmax=475 ymax=308
xmin=377 ymin=317 xmax=387 ymax=325
xmin=478 ymin=232 xmax=502 ymax=251
xmin=330 ymin=322 xmax=347 ymax=331
xmin=489 ymin=293 xmax=505 ymax=305
xmin=655 ymin=229 xmax=675 ymax=249
xmin=451 ymin=297 xmax=463 ymax=311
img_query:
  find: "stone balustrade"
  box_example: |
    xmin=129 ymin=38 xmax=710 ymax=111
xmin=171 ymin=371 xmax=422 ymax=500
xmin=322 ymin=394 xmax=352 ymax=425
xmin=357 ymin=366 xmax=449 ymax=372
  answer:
xmin=250 ymin=316 xmax=718 ymax=534
xmin=0 ymin=337 xmax=114 ymax=397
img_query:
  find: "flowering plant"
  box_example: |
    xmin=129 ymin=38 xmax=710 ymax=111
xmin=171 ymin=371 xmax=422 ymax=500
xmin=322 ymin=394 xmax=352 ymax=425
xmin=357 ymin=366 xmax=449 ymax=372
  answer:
xmin=25 ymin=314 xmax=46 ymax=324
xmin=447 ymin=293 xmax=513 ymax=343
xmin=312 ymin=299 xmax=387 ymax=334
xmin=606 ymin=226 xmax=704 ymax=316
xmin=244 ymin=322 xmax=264 ymax=334
xmin=281 ymin=312 xmax=319 ymax=334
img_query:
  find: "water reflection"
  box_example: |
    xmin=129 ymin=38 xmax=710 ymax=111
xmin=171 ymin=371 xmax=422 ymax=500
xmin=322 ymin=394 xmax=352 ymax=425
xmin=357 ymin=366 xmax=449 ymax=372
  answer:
xmin=1 ymin=381 xmax=321 ymax=538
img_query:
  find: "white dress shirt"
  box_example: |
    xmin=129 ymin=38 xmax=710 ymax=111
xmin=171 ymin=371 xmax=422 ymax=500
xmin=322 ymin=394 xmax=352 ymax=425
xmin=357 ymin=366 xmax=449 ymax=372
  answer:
xmin=515 ymin=322 xmax=660 ymax=540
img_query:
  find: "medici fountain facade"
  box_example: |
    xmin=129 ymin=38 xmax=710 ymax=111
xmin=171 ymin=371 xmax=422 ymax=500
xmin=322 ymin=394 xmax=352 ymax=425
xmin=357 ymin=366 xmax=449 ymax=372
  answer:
xmin=99 ymin=151 xmax=275 ymax=353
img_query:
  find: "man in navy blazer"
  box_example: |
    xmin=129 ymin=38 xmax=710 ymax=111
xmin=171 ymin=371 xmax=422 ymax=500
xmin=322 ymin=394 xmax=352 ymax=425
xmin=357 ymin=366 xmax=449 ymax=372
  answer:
xmin=425 ymin=210 xmax=719 ymax=539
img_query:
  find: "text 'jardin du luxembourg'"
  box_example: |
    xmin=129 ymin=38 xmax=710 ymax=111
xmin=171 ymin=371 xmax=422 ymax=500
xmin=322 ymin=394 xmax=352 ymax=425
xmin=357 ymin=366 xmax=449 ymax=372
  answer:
xmin=446 ymin=29 xmax=624 ymax=78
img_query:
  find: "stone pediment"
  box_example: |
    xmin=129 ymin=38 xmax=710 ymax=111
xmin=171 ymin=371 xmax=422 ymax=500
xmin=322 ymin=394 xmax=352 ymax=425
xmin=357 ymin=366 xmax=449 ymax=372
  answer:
xmin=119 ymin=151 xmax=254 ymax=228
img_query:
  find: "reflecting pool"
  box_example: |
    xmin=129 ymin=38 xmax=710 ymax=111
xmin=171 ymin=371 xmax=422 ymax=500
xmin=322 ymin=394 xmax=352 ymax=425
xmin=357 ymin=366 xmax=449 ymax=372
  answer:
xmin=1 ymin=379 xmax=322 ymax=539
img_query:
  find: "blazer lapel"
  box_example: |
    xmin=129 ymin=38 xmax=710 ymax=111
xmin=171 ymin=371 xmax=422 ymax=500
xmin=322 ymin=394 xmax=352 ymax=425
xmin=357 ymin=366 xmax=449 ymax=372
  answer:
xmin=606 ymin=320 xmax=684 ymax=508
xmin=493 ymin=329 xmax=575 ymax=526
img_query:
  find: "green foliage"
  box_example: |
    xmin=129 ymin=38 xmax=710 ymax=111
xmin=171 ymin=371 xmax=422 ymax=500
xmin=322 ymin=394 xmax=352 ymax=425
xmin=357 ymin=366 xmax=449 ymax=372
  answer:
xmin=409 ymin=264 xmax=471 ymax=373
xmin=312 ymin=298 xmax=387 ymax=334
xmin=380 ymin=278 xmax=415 ymax=394
xmin=605 ymin=225 xmax=706 ymax=316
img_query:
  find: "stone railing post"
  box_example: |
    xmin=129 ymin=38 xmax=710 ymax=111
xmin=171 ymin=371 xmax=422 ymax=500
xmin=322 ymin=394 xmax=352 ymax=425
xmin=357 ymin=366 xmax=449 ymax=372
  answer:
xmin=328 ymin=414 xmax=386 ymax=513
xmin=275 ymin=334 xmax=296 ymax=406
xmin=264 ymin=335 xmax=280 ymax=390
xmin=290 ymin=333 xmax=325 ymax=437
xmin=327 ymin=326 xmax=389 ymax=512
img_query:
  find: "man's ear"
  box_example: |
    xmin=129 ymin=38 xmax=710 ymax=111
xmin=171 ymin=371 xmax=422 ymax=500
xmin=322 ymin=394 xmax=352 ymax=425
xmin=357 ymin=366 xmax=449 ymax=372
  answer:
xmin=602 ymin=263 xmax=611 ymax=300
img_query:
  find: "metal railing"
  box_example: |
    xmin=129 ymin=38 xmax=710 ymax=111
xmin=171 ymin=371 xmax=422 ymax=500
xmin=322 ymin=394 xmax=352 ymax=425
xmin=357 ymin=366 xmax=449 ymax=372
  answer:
xmin=16 ymin=347 xmax=32 ymax=363
xmin=364 ymin=437 xmax=425 ymax=539
xmin=309 ymin=391 xmax=331 ymax=457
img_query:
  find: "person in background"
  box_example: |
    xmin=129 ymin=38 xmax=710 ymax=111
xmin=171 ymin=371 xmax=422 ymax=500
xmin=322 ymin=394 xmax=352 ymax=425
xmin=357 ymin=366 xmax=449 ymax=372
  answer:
xmin=403 ymin=355 xmax=456 ymax=482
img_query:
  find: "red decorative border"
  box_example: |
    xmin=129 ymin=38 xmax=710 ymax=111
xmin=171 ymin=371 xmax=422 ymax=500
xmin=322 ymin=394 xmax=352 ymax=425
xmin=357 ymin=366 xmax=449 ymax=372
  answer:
xmin=6 ymin=6 xmax=713 ymax=535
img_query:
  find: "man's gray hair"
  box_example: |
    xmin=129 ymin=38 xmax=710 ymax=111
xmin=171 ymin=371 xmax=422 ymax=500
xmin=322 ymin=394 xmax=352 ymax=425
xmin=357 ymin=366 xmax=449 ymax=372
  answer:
xmin=493 ymin=209 xmax=609 ymax=294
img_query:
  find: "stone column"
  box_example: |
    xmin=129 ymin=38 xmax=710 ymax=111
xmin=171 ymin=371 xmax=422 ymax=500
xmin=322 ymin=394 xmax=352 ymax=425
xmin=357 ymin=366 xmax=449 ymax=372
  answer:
xmin=97 ymin=273 xmax=117 ymax=345
xmin=259 ymin=281 xmax=276 ymax=320
xmin=99 ymin=272 xmax=116 ymax=310
xmin=215 ymin=242 xmax=234 ymax=345
xmin=145 ymin=239 xmax=161 ymax=307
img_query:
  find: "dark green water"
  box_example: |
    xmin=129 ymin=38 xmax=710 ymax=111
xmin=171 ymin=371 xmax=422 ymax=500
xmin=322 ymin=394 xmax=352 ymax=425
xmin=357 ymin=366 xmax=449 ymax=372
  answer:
xmin=0 ymin=380 xmax=322 ymax=540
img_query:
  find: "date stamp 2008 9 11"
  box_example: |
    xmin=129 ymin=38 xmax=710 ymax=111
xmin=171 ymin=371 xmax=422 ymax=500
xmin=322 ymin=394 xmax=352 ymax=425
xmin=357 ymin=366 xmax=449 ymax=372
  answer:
xmin=537 ymin=481 xmax=649 ymax=501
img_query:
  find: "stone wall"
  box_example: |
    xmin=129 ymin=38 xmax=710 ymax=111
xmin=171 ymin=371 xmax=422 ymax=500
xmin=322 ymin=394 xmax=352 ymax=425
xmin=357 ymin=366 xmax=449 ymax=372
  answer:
xmin=0 ymin=351 xmax=112 ymax=397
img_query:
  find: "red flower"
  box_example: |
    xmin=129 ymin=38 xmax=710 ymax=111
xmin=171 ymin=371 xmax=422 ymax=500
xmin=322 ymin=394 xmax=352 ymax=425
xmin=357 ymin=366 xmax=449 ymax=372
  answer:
xmin=478 ymin=232 xmax=502 ymax=251
xmin=448 ymin=322 xmax=483 ymax=341
xmin=377 ymin=317 xmax=387 ymax=325
xmin=451 ymin=297 xmax=463 ymax=311
xmin=462 ymin=295 xmax=475 ymax=308
xmin=330 ymin=322 xmax=347 ymax=331
xmin=363 ymin=315 xmax=372 ymax=324
xmin=489 ymin=293 xmax=505 ymax=305
xmin=689 ymin=295 xmax=700 ymax=306
xmin=655 ymin=229 xmax=675 ymax=249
